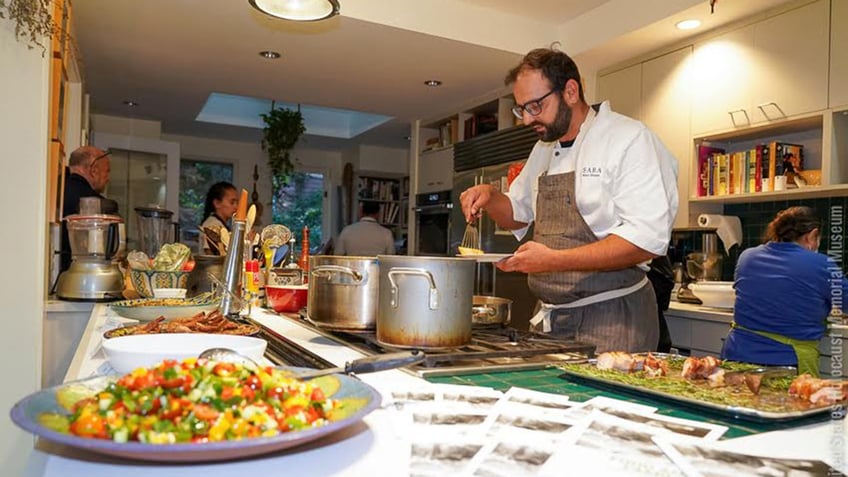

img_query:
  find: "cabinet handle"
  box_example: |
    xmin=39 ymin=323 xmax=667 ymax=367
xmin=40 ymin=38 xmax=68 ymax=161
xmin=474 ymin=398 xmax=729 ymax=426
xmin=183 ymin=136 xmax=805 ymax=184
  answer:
xmin=727 ymin=108 xmax=750 ymax=127
xmin=755 ymin=102 xmax=785 ymax=121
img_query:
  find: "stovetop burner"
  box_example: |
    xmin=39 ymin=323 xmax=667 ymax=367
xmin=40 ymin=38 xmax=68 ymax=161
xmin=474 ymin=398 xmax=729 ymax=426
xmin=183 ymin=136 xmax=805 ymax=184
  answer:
xmin=253 ymin=313 xmax=595 ymax=378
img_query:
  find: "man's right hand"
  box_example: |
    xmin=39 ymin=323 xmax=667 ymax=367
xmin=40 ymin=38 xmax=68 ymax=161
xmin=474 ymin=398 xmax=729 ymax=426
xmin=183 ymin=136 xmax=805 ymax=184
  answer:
xmin=459 ymin=184 xmax=493 ymax=223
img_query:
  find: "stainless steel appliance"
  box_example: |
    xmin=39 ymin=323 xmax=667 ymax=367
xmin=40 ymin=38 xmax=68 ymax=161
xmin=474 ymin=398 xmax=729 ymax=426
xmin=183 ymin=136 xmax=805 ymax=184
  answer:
xmin=376 ymin=255 xmax=476 ymax=349
xmin=56 ymin=213 xmax=125 ymax=301
xmin=307 ymin=255 xmax=380 ymax=331
xmin=134 ymin=206 xmax=177 ymax=257
xmin=414 ymin=190 xmax=453 ymax=256
xmin=451 ymin=160 xmax=537 ymax=331
xmin=253 ymin=312 xmax=595 ymax=378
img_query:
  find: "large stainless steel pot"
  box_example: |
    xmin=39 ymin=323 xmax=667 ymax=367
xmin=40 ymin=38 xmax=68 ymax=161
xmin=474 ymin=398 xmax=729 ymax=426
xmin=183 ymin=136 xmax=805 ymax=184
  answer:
xmin=376 ymin=255 xmax=476 ymax=349
xmin=472 ymin=295 xmax=512 ymax=326
xmin=186 ymin=255 xmax=224 ymax=297
xmin=307 ymin=255 xmax=379 ymax=330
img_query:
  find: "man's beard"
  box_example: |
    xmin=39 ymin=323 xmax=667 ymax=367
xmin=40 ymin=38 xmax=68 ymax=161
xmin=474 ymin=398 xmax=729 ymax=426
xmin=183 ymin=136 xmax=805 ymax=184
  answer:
xmin=531 ymin=96 xmax=572 ymax=142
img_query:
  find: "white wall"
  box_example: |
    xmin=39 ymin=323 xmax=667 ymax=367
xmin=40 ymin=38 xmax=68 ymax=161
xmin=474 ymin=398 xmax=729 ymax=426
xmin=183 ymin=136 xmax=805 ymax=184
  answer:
xmin=0 ymin=19 xmax=49 ymax=476
xmin=358 ymin=145 xmax=409 ymax=175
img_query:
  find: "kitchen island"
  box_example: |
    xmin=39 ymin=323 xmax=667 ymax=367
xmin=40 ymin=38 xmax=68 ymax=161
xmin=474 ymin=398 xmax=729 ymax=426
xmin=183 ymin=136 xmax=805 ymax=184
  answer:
xmin=20 ymin=305 xmax=848 ymax=476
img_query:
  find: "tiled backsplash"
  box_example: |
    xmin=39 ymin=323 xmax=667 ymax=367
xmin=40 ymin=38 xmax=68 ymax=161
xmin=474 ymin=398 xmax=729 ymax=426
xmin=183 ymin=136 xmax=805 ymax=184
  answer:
xmin=672 ymin=197 xmax=848 ymax=281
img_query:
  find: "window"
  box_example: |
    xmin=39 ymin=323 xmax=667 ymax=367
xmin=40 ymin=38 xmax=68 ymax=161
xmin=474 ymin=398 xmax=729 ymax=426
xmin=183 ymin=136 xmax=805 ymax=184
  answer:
xmin=179 ymin=159 xmax=234 ymax=252
xmin=272 ymin=172 xmax=324 ymax=254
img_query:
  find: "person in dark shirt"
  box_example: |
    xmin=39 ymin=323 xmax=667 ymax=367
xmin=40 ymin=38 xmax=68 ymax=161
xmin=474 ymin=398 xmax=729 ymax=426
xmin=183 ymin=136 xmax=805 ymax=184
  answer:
xmin=722 ymin=206 xmax=848 ymax=376
xmin=59 ymin=146 xmax=118 ymax=272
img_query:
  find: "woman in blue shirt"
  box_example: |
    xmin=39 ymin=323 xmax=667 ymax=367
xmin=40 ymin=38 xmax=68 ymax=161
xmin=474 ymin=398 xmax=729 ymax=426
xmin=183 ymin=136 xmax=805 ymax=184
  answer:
xmin=721 ymin=206 xmax=847 ymax=376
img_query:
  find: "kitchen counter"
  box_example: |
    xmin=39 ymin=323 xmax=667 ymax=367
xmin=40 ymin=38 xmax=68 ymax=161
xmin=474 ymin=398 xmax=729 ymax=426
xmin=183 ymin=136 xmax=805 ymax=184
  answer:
xmin=22 ymin=305 xmax=848 ymax=476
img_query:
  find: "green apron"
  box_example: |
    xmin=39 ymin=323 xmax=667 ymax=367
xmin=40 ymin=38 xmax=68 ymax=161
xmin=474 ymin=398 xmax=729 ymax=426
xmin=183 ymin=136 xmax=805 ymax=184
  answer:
xmin=731 ymin=322 xmax=819 ymax=377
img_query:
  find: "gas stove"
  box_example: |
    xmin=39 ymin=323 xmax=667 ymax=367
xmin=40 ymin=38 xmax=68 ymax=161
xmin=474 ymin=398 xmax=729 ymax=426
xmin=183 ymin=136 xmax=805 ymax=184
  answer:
xmin=252 ymin=313 xmax=595 ymax=378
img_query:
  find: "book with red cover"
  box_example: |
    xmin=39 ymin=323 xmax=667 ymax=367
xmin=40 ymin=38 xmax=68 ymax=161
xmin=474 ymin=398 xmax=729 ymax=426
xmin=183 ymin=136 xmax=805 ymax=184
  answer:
xmin=697 ymin=145 xmax=725 ymax=197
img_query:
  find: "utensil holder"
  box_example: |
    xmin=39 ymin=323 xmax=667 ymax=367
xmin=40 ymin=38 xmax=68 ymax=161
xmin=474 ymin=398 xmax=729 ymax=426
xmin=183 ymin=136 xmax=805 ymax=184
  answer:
xmin=220 ymin=220 xmax=246 ymax=316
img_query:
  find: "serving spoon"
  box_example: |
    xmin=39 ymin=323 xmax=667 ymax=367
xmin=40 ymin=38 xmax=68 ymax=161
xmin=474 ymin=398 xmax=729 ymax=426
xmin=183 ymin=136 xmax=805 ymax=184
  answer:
xmin=198 ymin=348 xmax=425 ymax=380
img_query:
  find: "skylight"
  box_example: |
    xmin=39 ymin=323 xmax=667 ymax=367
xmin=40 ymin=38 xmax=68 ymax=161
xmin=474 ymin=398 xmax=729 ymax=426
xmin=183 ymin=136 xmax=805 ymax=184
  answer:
xmin=196 ymin=92 xmax=393 ymax=139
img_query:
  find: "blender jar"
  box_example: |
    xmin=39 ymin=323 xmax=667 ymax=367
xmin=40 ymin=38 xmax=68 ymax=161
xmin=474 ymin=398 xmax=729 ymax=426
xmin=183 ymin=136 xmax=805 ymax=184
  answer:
xmin=135 ymin=206 xmax=175 ymax=257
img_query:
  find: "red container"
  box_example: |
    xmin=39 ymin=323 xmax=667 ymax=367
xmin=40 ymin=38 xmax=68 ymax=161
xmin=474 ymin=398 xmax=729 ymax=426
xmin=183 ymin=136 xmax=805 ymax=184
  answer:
xmin=266 ymin=285 xmax=308 ymax=313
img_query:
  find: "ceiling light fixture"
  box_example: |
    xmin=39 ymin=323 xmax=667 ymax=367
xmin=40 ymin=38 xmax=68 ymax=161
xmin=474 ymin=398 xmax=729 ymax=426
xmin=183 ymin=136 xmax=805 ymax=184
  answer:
xmin=259 ymin=50 xmax=281 ymax=59
xmin=676 ymin=19 xmax=701 ymax=30
xmin=249 ymin=0 xmax=340 ymax=22
xmin=122 ymin=100 xmax=139 ymax=107
xmin=424 ymin=80 xmax=442 ymax=87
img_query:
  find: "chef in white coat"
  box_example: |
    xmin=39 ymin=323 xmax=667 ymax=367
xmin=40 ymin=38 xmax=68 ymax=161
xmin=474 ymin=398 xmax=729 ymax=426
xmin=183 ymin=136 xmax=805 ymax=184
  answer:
xmin=460 ymin=47 xmax=679 ymax=353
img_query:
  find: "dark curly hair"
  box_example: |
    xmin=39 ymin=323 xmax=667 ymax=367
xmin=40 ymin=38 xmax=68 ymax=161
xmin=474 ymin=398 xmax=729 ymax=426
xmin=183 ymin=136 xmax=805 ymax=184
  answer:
xmin=764 ymin=206 xmax=821 ymax=243
xmin=203 ymin=181 xmax=237 ymax=221
xmin=504 ymin=47 xmax=585 ymax=102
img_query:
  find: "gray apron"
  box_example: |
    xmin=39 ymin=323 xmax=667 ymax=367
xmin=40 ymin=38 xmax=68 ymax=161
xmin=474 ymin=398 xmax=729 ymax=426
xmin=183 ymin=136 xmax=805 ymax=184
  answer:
xmin=527 ymin=169 xmax=659 ymax=353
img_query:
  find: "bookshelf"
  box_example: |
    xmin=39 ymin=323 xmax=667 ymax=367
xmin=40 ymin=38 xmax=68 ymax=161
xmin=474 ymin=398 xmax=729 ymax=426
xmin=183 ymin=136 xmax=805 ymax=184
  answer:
xmin=690 ymin=107 xmax=848 ymax=204
xmin=356 ymin=174 xmax=409 ymax=238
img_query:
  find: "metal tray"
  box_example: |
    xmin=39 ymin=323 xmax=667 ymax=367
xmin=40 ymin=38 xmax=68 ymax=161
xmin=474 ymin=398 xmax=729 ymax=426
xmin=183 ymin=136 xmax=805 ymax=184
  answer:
xmin=559 ymin=353 xmax=840 ymax=422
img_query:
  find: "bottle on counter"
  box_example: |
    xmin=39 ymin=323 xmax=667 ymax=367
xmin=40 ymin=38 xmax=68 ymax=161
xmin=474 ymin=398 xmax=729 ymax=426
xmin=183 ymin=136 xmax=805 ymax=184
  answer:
xmin=298 ymin=225 xmax=310 ymax=283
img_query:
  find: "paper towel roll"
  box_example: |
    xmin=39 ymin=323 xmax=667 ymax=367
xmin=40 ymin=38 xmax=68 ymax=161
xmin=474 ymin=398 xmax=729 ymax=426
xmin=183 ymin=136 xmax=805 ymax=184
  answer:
xmin=698 ymin=214 xmax=742 ymax=254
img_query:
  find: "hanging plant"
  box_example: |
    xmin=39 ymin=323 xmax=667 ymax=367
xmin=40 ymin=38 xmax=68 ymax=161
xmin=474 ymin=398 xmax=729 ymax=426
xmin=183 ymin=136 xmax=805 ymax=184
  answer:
xmin=0 ymin=0 xmax=54 ymax=52
xmin=260 ymin=105 xmax=306 ymax=187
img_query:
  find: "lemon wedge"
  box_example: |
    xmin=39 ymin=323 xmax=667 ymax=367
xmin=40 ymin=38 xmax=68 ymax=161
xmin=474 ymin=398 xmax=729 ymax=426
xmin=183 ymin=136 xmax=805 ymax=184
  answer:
xmin=458 ymin=246 xmax=484 ymax=256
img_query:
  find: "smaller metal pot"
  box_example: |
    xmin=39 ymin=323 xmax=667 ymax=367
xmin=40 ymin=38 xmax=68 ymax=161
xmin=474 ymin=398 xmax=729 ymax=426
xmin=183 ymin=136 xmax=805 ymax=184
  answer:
xmin=472 ymin=295 xmax=512 ymax=326
xmin=186 ymin=255 xmax=225 ymax=297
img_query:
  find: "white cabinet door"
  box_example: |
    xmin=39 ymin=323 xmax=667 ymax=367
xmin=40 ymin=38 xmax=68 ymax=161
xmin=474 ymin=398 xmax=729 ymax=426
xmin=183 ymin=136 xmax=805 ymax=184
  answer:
xmin=642 ymin=46 xmax=693 ymax=228
xmin=596 ymin=63 xmax=642 ymax=120
xmin=831 ymin=0 xmax=848 ymax=108
xmin=751 ymin=0 xmax=829 ymax=123
xmin=418 ymin=147 xmax=453 ymax=194
xmin=692 ymin=25 xmax=756 ymax=135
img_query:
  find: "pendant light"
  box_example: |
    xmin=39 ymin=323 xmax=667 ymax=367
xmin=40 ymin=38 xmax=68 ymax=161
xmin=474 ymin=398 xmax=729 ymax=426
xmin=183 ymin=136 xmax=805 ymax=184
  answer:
xmin=249 ymin=0 xmax=340 ymax=22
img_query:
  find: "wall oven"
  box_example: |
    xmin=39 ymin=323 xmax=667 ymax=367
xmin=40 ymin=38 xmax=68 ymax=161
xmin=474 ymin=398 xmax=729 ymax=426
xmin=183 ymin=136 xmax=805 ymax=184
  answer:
xmin=414 ymin=190 xmax=453 ymax=256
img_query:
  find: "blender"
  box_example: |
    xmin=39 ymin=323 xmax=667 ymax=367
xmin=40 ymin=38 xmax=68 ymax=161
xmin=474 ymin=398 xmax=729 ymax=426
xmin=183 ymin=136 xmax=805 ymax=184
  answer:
xmin=135 ymin=206 xmax=177 ymax=257
xmin=56 ymin=213 xmax=125 ymax=301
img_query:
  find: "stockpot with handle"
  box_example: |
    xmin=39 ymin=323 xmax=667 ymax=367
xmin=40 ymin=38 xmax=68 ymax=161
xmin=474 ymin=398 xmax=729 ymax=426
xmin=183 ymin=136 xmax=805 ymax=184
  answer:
xmin=307 ymin=255 xmax=380 ymax=330
xmin=376 ymin=255 xmax=476 ymax=349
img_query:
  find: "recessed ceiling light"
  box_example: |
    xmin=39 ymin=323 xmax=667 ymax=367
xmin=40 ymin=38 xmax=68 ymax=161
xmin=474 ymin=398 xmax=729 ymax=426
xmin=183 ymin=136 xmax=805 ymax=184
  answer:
xmin=424 ymin=80 xmax=442 ymax=87
xmin=259 ymin=50 xmax=281 ymax=59
xmin=676 ymin=19 xmax=701 ymax=30
xmin=122 ymin=100 xmax=139 ymax=107
xmin=404 ymin=135 xmax=412 ymax=141
xmin=249 ymin=0 xmax=340 ymax=22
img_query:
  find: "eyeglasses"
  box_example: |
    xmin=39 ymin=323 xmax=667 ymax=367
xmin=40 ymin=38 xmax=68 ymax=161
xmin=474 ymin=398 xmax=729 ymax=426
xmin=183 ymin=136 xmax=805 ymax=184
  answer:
xmin=88 ymin=150 xmax=111 ymax=167
xmin=511 ymin=88 xmax=558 ymax=119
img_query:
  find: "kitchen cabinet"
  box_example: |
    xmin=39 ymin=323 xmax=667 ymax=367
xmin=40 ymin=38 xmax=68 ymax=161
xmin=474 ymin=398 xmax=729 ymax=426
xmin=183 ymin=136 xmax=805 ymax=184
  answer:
xmin=831 ymin=0 xmax=848 ymax=108
xmin=641 ymin=46 xmax=707 ymax=228
xmin=665 ymin=305 xmax=731 ymax=358
xmin=417 ymin=146 xmax=453 ymax=194
xmin=597 ymin=63 xmax=642 ymax=121
xmin=692 ymin=0 xmax=829 ymax=136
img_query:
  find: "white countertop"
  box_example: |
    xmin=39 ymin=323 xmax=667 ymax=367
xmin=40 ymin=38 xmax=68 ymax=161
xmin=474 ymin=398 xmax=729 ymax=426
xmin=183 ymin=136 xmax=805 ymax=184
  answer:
xmin=23 ymin=305 xmax=848 ymax=476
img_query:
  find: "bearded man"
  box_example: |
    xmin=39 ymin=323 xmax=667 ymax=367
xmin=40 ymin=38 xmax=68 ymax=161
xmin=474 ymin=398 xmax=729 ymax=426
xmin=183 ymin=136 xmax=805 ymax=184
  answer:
xmin=459 ymin=48 xmax=679 ymax=353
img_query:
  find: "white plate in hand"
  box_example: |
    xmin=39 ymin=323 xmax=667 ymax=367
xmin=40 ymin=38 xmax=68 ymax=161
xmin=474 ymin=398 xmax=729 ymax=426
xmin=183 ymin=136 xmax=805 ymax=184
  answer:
xmin=458 ymin=253 xmax=512 ymax=263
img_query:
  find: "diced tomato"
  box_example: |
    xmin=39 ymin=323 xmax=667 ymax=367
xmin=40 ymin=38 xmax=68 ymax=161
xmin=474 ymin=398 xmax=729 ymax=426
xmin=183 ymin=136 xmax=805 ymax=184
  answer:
xmin=160 ymin=376 xmax=185 ymax=389
xmin=69 ymin=413 xmax=107 ymax=439
xmin=245 ymin=375 xmax=261 ymax=390
xmin=213 ymin=362 xmax=236 ymax=376
xmin=284 ymin=405 xmax=304 ymax=417
xmin=241 ymin=385 xmax=256 ymax=402
xmin=194 ymin=404 xmax=220 ymax=421
xmin=305 ymin=406 xmax=321 ymax=423
xmin=266 ymin=386 xmax=286 ymax=400
xmin=310 ymin=387 xmax=325 ymax=402
xmin=221 ymin=386 xmax=235 ymax=401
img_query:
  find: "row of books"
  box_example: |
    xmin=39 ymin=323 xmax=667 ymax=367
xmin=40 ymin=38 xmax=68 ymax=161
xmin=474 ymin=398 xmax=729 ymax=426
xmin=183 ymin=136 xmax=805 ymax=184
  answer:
xmin=697 ymin=142 xmax=803 ymax=197
xmin=358 ymin=177 xmax=400 ymax=201
xmin=371 ymin=202 xmax=402 ymax=226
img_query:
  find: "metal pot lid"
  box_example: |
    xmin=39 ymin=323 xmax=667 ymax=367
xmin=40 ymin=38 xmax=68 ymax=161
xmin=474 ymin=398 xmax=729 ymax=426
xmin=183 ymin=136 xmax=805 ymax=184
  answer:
xmin=134 ymin=206 xmax=174 ymax=218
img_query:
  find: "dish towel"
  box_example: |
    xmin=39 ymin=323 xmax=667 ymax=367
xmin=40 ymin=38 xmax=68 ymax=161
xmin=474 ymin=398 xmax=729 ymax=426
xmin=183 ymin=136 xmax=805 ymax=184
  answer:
xmin=698 ymin=214 xmax=743 ymax=254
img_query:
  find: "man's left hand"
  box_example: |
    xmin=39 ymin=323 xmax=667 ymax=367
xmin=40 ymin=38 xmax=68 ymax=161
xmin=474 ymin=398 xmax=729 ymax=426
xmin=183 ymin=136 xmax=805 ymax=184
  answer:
xmin=496 ymin=241 xmax=560 ymax=274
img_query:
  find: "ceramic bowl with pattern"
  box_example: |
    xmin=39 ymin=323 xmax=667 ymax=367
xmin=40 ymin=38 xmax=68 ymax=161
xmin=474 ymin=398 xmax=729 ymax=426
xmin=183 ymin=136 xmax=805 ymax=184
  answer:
xmin=130 ymin=268 xmax=190 ymax=298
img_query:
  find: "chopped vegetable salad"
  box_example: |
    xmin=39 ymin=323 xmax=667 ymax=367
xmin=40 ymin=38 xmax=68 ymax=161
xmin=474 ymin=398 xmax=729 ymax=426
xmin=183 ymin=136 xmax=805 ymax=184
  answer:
xmin=65 ymin=359 xmax=334 ymax=443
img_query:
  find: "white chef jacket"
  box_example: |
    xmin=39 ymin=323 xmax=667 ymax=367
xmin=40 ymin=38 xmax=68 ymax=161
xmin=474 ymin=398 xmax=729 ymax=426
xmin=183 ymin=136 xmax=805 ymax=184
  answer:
xmin=507 ymin=101 xmax=679 ymax=258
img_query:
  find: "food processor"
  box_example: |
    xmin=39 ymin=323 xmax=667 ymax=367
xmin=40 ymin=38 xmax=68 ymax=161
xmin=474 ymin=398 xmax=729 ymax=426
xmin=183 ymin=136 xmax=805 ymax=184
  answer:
xmin=56 ymin=213 xmax=125 ymax=301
